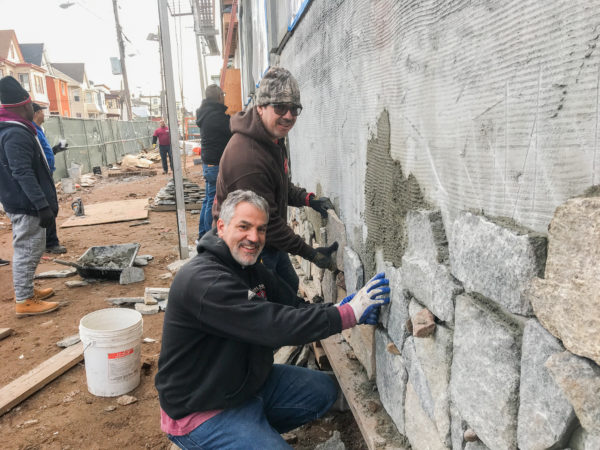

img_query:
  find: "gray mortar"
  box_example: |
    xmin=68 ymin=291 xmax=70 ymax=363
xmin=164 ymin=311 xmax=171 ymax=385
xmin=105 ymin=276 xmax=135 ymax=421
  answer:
xmin=363 ymin=110 xmax=430 ymax=277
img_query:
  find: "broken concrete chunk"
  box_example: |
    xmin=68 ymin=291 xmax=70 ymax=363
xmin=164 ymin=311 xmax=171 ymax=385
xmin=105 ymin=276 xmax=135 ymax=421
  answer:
xmin=137 ymin=254 xmax=153 ymax=261
xmin=412 ymin=308 xmax=436 ymax=338
xmin=106 ymin=297 xmax=144 ymax=305
xmin=158 ymin=272 xmax=173 ymax=280
xmin=119 ymin=266 xmax=144 ymax=285
xmin=142 ymin=337 xmax=156 ymax=343
xmin=167 ymin=259 xmax=189 ymax=273
xmin=343 ymin=246 xmax=364 ymax=295
xmin=135 ymin=303 xmax=159 ymax=315
xmin=133 ymin=257 xmax=148 ymax=267
xmin=158 ymin=299 xmax=168 ymax=311
xmin=65 ymin=280 xmax=89 ymax=288
xmin=56 ymin=334 xmax=81 ymax=348
xmin=116 ymin=395 xmax=137 ymax=406
xmin=144 ymin=287 xmax=169 ymax=303
xmin=314 ymin=430 xmax=346 ymax=450
xmin=35 ymin=267 xmax=77 ymax=279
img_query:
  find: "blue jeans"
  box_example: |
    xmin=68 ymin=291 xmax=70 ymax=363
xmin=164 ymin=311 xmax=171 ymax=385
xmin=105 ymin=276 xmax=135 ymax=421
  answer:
xmin=260 ymin=247 xmax=299 ymax=293
xmin=159 ymin=145 xmax=173 ymax=173
xmin=168 ymin=365 xmax=337 ymax=450
xmin=198 ymin=164 xmax=219 ymax=237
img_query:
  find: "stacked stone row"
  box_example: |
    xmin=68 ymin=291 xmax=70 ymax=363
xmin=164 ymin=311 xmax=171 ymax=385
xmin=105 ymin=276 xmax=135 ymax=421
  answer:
xmin=291 ymin=197 xmax=600 ymax=450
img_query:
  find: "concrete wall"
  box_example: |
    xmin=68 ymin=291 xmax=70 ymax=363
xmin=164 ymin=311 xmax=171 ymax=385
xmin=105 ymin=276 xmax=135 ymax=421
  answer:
xmin=239 ymin=0 xmax=600 ymax=448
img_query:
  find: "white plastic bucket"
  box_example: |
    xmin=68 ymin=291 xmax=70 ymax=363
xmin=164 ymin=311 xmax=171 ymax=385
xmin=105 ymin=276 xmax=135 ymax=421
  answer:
xmin=61 ymin=178 xmax=75 ymax=194
xmin=79 ymin=308 xmax=143 ymax=397
xmin=68 ymin=165 xmax=81 ymax=183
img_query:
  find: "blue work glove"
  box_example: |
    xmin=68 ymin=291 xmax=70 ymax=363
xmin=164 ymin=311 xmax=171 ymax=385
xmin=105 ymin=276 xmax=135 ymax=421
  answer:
xmin=340 ymin=292 xmax=379 ymax=325
xmin=347 ymin=272 xmax=390 ymax=324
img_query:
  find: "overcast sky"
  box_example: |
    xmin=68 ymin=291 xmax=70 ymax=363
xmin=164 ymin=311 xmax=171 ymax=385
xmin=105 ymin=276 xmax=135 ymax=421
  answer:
xmin=0 ymin=0 xmax=222 ymax=110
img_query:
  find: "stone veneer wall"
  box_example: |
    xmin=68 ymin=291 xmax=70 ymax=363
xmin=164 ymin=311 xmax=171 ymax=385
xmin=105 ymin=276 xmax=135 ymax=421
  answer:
xmin=291 ymin=197 xmax=600 ymax=450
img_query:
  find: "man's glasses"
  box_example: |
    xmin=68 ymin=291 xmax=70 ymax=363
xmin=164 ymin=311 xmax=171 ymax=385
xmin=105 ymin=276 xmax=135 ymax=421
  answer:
xmin=268 ymin=103 xmax=302 ymax=117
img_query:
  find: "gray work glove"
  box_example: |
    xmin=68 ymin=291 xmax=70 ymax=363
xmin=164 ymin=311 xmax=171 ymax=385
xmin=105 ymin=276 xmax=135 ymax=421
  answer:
xmin=310 ymin=241 xmax=338 ymax=271
xmin=309 ymin=195 xmax=334 ymax=218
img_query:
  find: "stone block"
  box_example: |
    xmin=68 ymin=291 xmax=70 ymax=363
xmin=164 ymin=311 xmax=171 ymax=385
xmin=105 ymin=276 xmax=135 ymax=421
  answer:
xmin=56 ymin=334 xmax=81 ymax=348
xmin=342 ymin=325 xmax=375 ymax=379
xmin=546 ymin=351 xmax=600 ymax=434
xmin=144 ymin=287 xmax=170 ymax=305
xmin=326 ymin=210 xmax=347 ymax=269
xmin=451 ymin=404 xmax=469 ymax=450
xmin=517 ymin=319 xmax=575 ymax=450
xmin=404 ymin=381 xmax=448 ymax=450
xmin=135 ymin=303 xmax=160 ymax=315
xmin=119 ymin=266 xmax=145 ymax=285
xmin=401 ymin=255 xmax=462 ymax=323
xmin=404 ymin=318 xmax=453 ymax=447
xmin=133 ymin=257 xmax=148 ymax=267
xmin=382 ymin=267 xmax=410 ymax=351
xmin=322 ymin=269 xmax=337 ymax=304
xmin=412 ymin=308 xmax=436 ymax=338
xmin=343 ymin=246 xmax=363 ymax=295
xmin=450 ymin=294 xmax=522 ymax=450
xmin=167 ymin=258 xmax=190 ymax=273
xmin=568 ymin=426 xmax=600 ymax=450
xmin=35 ymin=268 xmax=77 ymax=279
xmin=375 ymin=328 xmax=407 ymax=434
xmin=448 ymin=212 xmax=546 ymax=316
xmin=106 ymin=297 xmax=144 ymax=305
xmin=405 ymin=209 xmax=449 ymax=264
xmin=65 ymin=280 xmax=89 ymax=288
xmin=465 ymin=441 xmax=489 ymax=450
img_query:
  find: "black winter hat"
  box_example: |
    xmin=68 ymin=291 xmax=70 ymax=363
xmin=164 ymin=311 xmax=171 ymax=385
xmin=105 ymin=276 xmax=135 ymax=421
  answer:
xmin=0 ymin=76 xmax=31 ymax=107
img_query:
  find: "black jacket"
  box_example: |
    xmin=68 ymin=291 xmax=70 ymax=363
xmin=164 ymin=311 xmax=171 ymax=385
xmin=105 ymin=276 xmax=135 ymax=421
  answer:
xmin=0 ymin=121 xmax=58 ymax=216
xmin=214 ymin=107 xmax=314 ymax=258
xmin=155 ymin=229 xmax=342 ymax=419
xmin=195 ymin=100 xmax=231 ymax=165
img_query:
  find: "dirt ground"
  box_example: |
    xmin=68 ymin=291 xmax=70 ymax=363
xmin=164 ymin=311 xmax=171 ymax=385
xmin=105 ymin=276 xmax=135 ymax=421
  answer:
xmin=0 ymin=161 xmax=366 ymax=450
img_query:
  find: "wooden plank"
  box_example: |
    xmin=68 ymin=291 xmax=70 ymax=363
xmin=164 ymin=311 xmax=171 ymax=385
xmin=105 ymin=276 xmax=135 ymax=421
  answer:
xmin=60 ymin=199 xmax=148 ymax=228
xmin=0 ymin=342 xmax=84 ymax=416
xmin=0 ymin=328 xmax=13 ymax=341
xmin=321 ymin=335 xmax=406 ymax=450
xmin=107 ymin=170 xmax=157 ymax=178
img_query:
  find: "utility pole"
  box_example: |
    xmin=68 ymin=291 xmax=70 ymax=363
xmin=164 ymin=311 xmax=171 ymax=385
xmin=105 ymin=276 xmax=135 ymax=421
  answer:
xmin=112 ymin=0 xmax=133 ymax=120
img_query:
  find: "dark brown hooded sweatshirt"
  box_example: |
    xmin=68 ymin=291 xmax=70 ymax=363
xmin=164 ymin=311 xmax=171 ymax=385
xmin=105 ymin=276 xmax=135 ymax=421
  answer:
xmin=214 ymin=106 xmax=314 ymax=259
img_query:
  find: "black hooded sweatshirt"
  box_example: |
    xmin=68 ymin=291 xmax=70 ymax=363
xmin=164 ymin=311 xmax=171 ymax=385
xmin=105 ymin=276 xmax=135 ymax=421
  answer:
xmin=195 ymin=100 xmax=231 ymax=165
xmin=155 ymin=229 xmax=342 ymax=420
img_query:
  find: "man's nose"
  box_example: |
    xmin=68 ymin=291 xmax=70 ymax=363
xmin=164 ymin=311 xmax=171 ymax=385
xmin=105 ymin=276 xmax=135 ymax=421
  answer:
xmin=247 ymin=228 xmax=259 ymax=242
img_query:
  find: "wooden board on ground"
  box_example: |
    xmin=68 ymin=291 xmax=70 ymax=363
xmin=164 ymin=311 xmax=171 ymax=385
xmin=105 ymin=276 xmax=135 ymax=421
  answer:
xmin=321 ymin=335 xmax=407 ymax=450
xmin=60 ymin=199 xmax=148 ymax=228
xmin=0 ymin=342 xmax=84 ymax=416
xmin=0 ymin=328 xmax=13 ymax=341
xmin=150 ymin=203 xmax=203 ymax=212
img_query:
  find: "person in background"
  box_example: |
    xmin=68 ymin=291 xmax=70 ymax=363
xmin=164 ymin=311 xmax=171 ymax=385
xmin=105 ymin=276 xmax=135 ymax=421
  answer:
xmin=0 ymin=76 xmax=60 ymax=317
xmin=152 ymin=119 xmax=172 ymax=174
xmin=195 ymin=84 xmax=232 ymax=240
xmin=214 ymin=67 xmax=336 ymax=293
xmin=156 ymin=189 xmax=390 ymax=449
xmin=32 ymin=102 xmax=66 ymax=254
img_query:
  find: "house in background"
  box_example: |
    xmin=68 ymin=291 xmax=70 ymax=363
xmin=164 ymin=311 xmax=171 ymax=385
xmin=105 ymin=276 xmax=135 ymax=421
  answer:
xmin=20 ymin=42 xmax=72 ymax=117
xmin=52 ymin=62 xmax=97 ymax=118
xmin=106 ymin=90 xmax=125 ymax=119
xmin=0 ymin=30 xmax=49 ymax=107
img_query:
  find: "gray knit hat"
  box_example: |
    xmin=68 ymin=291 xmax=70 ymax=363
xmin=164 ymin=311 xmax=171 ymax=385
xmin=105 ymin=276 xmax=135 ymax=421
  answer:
xmin=255 ymin=67 xmax=301 ymax=107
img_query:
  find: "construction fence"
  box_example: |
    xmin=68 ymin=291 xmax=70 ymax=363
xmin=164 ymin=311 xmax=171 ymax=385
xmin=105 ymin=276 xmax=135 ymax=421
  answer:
xmin=43 ymin=116 xmax=157 ymax=180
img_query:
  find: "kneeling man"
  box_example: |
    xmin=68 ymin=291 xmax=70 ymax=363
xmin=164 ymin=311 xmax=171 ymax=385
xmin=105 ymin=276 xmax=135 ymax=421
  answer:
xmin=155 ymin=189 xmax=390 ymax=449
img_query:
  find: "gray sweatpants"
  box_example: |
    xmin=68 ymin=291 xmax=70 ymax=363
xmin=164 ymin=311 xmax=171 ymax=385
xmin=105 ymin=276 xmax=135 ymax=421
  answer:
xmin=7 ymin=213 xmax=45 ymax=302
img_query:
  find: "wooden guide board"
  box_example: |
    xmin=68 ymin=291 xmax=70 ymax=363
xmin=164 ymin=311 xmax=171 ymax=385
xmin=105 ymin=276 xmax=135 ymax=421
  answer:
xmin=0 ymin=342 xmax=84 ymax=416
xmin=60 ymin=199 xmax=148 ymax=228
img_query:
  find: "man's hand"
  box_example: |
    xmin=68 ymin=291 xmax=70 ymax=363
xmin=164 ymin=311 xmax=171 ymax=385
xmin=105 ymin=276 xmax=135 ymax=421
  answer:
xmin=38 ymin=207 xmax=54 ymax=229
xmin=152 ymin=143 xmax=157 ymax=149
xmin=347 ymin=272 xmax=390 ymax=324
xmin=309 ymin=195 xmax=334 ymax=218
xmin=310 ymin=242 xmax=338 ymax=271
xmin=52 ymin=141 xmax=68 ymax=154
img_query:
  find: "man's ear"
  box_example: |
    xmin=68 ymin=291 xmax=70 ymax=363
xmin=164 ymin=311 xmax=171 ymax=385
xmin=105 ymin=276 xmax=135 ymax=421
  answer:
xmin=256 ymin=105 xmax=264 ymax=117
xmin=216 ymin=218 xmax=225 ymax=238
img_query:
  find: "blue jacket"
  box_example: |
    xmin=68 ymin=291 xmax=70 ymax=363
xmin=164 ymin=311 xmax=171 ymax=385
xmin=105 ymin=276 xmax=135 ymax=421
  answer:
xmin=0 ymin=120 xmax=58 ymax=216
xmin=34 ymin=122 xmax=55 ymax=173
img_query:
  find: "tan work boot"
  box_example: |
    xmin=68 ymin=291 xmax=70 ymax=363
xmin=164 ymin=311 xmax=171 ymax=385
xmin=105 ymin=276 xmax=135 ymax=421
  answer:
xmin=34 ymin=287 xmax=55 ymax=300
xmin=16 ymin=297 xmax=59 ymax=317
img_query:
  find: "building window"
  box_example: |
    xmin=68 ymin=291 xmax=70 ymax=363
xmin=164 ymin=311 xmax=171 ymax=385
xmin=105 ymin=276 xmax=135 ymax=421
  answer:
xmin=73 ymin=89 xmax=80 ymax=102
xmin=85 ymin=92 xmax=92 ymax=103
xmin=35 ymin=75 xmax=44 ymax=94
xmin=61 ymin=83 xmax=66 ymax=95
xmin=18 ymin=73 xmax=30 ymax=91
xmin=76 ymin=113 xmax=82 ymax=118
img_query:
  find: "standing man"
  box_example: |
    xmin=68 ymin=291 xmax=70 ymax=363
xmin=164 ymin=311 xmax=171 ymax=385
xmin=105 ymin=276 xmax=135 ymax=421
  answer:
xmin=195 ymin=84 xmax=232 ymax=240
xmin=152 ymin=119 xmax=172 ymax=174
xmin=215 ymin=67 xmax=336 ymax=292
xmin=0 ymin=76 xmax=60 ymax=316
xmin=32 ymin=103 xmax=66 ymax=254
xmin=156 ymin=189 xmax=390 ymax=449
